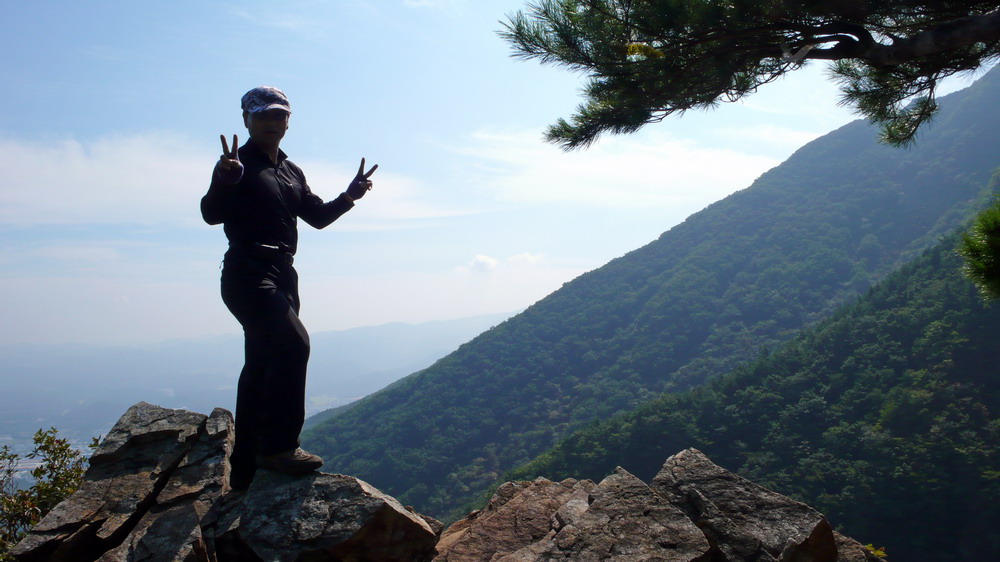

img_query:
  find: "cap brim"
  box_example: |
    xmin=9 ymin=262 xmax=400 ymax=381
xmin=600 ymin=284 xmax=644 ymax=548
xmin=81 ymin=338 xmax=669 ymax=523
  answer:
xmin=249 ymin=103 xmax=292 ymax=115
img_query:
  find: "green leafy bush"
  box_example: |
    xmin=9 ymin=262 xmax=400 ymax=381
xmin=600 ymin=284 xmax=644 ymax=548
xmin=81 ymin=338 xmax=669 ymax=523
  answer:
xmin=0 ymin=428 xmax=91 ymax=561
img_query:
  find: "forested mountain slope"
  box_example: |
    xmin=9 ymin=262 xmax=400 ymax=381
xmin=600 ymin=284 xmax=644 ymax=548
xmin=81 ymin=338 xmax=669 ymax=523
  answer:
xmin=506 ymin=231 xmax=1000 ymax=561
xmin=302 ymin=67 xmax=1000 ymax=518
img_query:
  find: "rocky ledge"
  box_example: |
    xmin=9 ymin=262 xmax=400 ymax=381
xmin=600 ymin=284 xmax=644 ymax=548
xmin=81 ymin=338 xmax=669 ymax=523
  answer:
xmin=12 ymin=402 xmax=879 ymax=561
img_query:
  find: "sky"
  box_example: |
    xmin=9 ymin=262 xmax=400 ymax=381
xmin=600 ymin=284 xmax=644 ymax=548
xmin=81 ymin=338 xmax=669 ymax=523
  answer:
xmin=0 ymin=0 xmax=982 ymax=346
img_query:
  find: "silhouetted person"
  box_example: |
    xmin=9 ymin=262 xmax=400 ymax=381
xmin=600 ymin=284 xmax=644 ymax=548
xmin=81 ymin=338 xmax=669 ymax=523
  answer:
xmin=201 ymin=86 xmax=377 ymax=491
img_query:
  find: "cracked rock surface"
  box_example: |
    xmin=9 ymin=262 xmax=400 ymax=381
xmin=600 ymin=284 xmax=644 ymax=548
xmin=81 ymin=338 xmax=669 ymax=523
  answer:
xmin=13 ymin=402 xmax=218 ymax=561
xmin=11 ymin=402 xmax=438 ymax=562
xmin=434 ymin=450 xmax=879 ymax=562
xmin=12 ymin=404 xmax=877 ymax=561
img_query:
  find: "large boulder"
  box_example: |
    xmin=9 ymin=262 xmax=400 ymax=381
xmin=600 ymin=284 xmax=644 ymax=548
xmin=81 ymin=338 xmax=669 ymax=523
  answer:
xmin=651 ymin=448 xmax=867 ymax=561
xmin=499 ymin=467 xmax=713 ymax=561
xmin=11 ymin=402 xmax=439 ymax=562
xmin=436 ymin=468 xmax=711 ymax=561
xmin=223 ymin=470 xmax=438 ymax=561
xmin=11 ymin=402 xmax=226 ymax=561
xmin=434 ymin=477 xmax=598 ymax=560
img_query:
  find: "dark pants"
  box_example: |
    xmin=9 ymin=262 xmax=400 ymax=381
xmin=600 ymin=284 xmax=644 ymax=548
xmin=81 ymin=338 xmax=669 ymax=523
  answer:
xmin=221 ymin=250 xmax=310 ymax=490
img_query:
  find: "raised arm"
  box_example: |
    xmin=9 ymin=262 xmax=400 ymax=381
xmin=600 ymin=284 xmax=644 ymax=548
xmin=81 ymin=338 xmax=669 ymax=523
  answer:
xmin=300 ymin=158 xmax=378 ymax=229
xmin=201 ymin=134 xmax=243 ymax=225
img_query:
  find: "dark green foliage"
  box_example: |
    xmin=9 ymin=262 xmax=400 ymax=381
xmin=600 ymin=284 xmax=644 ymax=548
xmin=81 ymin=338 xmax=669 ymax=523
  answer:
xmin=302 ymin=71 xmax=1000 ymax=520
xmin=1 ymin=429 xmax=90 ymax=560
xmin=960 ymin=194 xmax=1000 ymax=299
xmin=501 ymin=0 xmax=1000 ymax=148
xmin=506 ymin=236 xmax=1000 ymax=561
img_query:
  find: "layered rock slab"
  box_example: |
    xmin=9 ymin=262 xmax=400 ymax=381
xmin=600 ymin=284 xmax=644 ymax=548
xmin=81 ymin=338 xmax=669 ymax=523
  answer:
xmin=12 ymin=402 xmax=224 ymax=561
xmin=436 ymin=468 xmax=711 ymax=561
xmin=436 ymin=448 xmax=878 ymax=562
xmin=228 ymin=470 xmax=438 ymax=561
xmin=501 ymin=467 xmax=712 ymax=561
xmin=11 ymin=402 xmax=438 ymax=562
xmin=434 ymin=477 xmax=598 ymax=560
xmin=651 ymin=448 xmax=874 ymax=561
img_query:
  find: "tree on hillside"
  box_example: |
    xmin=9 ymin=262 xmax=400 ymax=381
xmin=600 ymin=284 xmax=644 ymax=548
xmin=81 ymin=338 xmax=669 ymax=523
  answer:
xmin=501 ymin=0 xmax=1000 ymax=149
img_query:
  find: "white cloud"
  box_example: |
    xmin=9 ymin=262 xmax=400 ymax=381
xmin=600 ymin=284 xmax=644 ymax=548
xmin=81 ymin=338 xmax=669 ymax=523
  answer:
xmin=456 ymin=254 xmax=499 ymax=274
xmin=0 ymin=133 xmax=474 ymax=230
xmin=508 ymin=252 xmax=544 ymax=265
xmin=455 ymin=128 xmax=780 ymax=210
xmin=294 ymin=159 xmax=481 ymax=231
xmin=0 ymin=132 xmax=210 ymax=227
xmin=470 ymin=254 xmax=499 ymax=271
xmin=455 ymin=252 xmax=548 ymax=275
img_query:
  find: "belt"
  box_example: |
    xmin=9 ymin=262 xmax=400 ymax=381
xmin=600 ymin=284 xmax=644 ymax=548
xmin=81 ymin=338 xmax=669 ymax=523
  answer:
xmin=230 ymin=242 xmax=294 ymax=264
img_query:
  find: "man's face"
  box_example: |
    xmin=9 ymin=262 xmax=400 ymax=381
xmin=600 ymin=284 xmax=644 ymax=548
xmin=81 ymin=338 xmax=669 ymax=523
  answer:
xmin=244 ymin=108 xmax=290 ymax=145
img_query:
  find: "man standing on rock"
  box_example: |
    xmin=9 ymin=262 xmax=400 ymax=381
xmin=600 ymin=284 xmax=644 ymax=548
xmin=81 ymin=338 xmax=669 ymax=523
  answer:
xmin=201 ymin=86 xmax=377 ymax=491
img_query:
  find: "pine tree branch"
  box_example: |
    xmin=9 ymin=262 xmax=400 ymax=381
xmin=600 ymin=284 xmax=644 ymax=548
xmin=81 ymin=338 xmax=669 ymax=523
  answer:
xmin=806 ymin=9 xmax=1000 ymax=65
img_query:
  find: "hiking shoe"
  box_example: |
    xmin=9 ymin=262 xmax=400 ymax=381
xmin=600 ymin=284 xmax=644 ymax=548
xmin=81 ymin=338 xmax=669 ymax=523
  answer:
xmin=256 ymin=448 xmax=324 ymax=474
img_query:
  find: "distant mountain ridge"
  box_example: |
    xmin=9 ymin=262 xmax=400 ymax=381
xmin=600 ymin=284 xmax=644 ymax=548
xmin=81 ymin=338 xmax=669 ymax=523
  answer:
xmin=303 ymin=66 xmax=1000 ymax=518
xmin=0 ymin=313 xmax=510 ymax=455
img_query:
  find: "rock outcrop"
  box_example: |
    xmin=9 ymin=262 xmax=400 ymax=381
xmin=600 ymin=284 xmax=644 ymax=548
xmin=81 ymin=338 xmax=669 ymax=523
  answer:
xmin=12 ymin=403 xmax=879 ymax=561
xmin=11 ymin=403 xmax=438 ymax=562
xmin=435 ymin=468 xmax=713 ymax=561
xmin=435 ymin=453 xmax=878 ymax=562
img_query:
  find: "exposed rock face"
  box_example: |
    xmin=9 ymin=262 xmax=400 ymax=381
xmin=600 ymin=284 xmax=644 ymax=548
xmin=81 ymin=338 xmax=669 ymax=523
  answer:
xmin=11 ymin=402 xmax=438 ymax=562
xmin=11 ymin=402 xmax=227 ymax=561
xmin=434 ymin=477 xmax=599 ymax=560
xmin=222 ymin=470 xmax=437 ymax=561
xmin=12 ymin=403 xmax=878 ymax=561
xmin=498 ymin=467 xmax=712 ymax=561
xmin=652 ymin=448 xmax=849 ymax=562
xmin=435 ymin=450 xmax=879 ymax=562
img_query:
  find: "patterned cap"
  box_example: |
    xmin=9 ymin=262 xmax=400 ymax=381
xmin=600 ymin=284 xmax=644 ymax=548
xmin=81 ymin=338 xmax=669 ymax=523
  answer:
xmin=241 ymin=86 xmax=291 ymax=115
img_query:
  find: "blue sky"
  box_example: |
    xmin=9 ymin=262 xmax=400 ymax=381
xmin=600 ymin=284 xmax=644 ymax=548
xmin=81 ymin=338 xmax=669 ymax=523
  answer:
xmin=0 ymin=1 xmax=980 ymax=345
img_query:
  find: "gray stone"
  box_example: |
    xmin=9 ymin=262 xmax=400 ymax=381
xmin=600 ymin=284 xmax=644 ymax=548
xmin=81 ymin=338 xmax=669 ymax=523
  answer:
xmin=12 ymin=402 xmax=219 ymax=562
xmin=236 ymin=470 xmax=438 ymax=562
xmin=96 ymin=502 xmax=209 ymax=562
xmin=13 ymin=402 xmax=440 ymax=562
xmin=651 ymin=448 xmax=838 ymax=562
xmin=500 ymin=467 xmax=711 ymax=561
xmin=95 ymin=407 xmax=234 ymax=561
xmin=434 ymin=477 xmax=595 ymax=561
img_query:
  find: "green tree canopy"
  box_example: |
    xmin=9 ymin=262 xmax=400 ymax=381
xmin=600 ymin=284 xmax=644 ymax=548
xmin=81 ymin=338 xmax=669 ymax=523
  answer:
xmin=502 ymin=0 xmax=1000 ymax=148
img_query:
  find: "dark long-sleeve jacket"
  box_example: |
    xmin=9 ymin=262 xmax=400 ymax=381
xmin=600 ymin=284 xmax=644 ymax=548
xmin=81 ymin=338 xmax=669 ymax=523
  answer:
xmin=201 ymin=140 xmax=354 ymax=255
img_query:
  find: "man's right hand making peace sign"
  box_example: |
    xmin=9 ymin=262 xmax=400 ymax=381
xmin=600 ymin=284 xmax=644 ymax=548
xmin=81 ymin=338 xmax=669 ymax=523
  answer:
xmin=216 ymin=133 xmax=244 ymax=184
